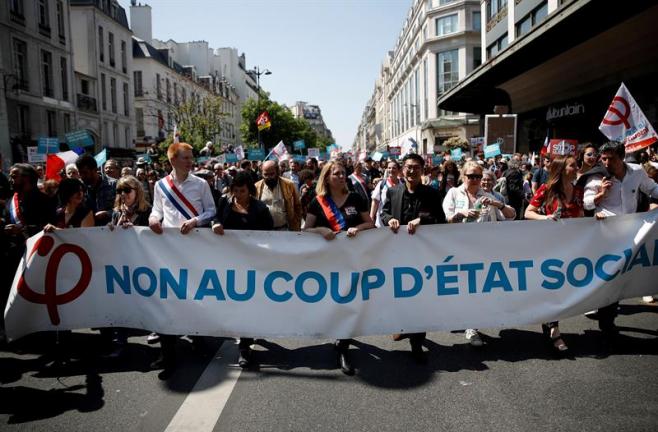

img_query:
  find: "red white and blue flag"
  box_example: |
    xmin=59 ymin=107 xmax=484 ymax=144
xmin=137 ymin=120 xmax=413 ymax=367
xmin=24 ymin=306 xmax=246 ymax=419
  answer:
xmin=8 ymin=193 xmax=24 ymax=225
xmin=157 ymin=175 xmax=199 ymax=220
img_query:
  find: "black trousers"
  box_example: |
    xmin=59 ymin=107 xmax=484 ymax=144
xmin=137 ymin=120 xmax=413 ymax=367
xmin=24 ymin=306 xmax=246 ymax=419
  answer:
xmin=598 ymin=302 xmax=618 ymax=330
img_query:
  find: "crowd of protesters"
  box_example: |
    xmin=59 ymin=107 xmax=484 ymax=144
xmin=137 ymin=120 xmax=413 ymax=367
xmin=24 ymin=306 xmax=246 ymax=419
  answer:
xmin=1 ymin=138 xmax=658 ymax=378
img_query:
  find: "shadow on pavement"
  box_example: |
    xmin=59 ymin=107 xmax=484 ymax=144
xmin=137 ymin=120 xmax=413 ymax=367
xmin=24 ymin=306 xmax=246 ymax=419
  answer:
xmin=230 ymin=327 xmax=658 ymax=390
xmin=0 ymin=373 xmax=104 ymax=424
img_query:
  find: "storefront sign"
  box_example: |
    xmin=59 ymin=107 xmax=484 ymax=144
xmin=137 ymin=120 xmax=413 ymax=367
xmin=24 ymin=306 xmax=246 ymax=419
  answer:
xmin=546 ymin=103 xmax=585 ymax=122
xmin=549 ymin=139 xmax=578 ymax=156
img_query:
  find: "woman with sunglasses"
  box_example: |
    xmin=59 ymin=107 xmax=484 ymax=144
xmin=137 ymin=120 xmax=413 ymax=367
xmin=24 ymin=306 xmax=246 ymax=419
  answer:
xmin=304 ymin=160 xmax=374 ymax=375
xmin=110 ymin=175 xmax=152 ymax=228
xmin=525 ymin=155 xmax=583 ymax=354
xmin=442 ymin=161 xmax=508 ymax=347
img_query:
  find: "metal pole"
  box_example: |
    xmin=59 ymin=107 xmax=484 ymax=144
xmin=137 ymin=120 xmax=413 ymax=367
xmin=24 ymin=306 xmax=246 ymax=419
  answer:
xmin=256 ymin=66 xmax=261 ymax=153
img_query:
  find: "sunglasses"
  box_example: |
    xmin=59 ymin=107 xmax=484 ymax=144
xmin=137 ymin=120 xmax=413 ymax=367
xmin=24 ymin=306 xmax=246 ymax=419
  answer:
xmin=117 ymin=187 xmax=134 ymax=194
xmin=466 ymin=174 xmax=482 ymax=180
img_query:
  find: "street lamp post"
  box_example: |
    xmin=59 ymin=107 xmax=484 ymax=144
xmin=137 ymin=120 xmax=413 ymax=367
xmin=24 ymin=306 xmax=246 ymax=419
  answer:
xmin=251 ymin=66 xmax=271 ymax=153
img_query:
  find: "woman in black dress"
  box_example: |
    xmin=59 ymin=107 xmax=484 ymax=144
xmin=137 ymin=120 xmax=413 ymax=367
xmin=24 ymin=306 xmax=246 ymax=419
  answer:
xmin=212 ymin=172 xmax=273 ymax=368
xmin=44 ymin=178 xmax=94 ymax=230
xmin=304 ymin=160 xmax=374 ymax=375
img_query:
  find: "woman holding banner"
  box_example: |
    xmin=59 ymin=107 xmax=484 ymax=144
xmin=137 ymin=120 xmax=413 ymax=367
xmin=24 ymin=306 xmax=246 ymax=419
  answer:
xmin=304 ymin=161 xmax=374 ymax=375
xmin=45 ymin=178 xmax=95 ymax=230
xmin=525 ymin=155 xmax=583 ymax=354
xmin=212 ymin=171 xmax=273 ymax=368
xmin=443 ymin=161 xmax=509 ymax=347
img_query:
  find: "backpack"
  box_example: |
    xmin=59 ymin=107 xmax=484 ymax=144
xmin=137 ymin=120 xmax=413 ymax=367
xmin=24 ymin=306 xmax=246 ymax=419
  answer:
xmin=503 ymin=168 xmax=525 ymax=203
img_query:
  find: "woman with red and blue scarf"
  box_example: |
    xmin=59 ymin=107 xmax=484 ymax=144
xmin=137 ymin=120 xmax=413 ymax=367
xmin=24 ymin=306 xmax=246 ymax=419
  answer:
xmin=304 ymin=160 xmax=374 ymax=375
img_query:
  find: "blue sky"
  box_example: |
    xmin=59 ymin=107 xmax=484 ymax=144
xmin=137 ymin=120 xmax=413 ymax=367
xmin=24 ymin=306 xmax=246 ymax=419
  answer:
xmin=118 ymin=0 xmax=412 ymax=149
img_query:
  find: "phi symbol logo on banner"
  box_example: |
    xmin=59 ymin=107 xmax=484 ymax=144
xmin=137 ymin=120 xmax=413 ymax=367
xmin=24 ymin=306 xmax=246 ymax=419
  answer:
xmin=602 ymin=96 xmax=631 ymax=128
xmin=17 ymin=236 xmax=92 ymax=325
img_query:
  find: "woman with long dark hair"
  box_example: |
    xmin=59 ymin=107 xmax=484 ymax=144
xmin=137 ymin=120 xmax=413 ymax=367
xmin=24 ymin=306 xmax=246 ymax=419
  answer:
xmin=304 ymin=160 xmax=374 ymax=374
xmin=212 ymin=171 xmax=273 ymax=368
xmin=525 ymin=156 xmax=583 ymax=353
xmin=44 ymin=178 xmax=94 ymax=231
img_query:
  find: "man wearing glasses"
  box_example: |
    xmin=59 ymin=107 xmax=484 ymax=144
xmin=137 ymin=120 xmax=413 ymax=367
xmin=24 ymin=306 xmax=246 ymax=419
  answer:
xmin=381 ymin=153 xmax=445 ymax=363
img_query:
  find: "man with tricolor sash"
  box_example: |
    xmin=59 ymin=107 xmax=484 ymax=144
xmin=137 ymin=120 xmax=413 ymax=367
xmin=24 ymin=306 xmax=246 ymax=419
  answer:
xmin=2 ymin=163 xmax=55 ymax=339
xmin=148 ymin=142 xmax=216 ymax=375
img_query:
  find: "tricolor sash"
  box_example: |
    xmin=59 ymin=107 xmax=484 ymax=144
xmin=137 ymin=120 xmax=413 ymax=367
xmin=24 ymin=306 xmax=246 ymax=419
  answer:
xmin=157 ymin=175 xmax=199 ymax=220
xmin=317 ymin=195 xmax=347 ymax=232
xmin=8 ymin=193 xmax=24 ymax=226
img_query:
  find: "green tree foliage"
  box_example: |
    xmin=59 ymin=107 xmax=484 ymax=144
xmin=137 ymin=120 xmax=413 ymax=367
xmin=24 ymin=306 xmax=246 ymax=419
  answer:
xmin=240 ymin=93 xmax=331 ymax=153
xmin=161 ymin=96 xmax=226 ymax=153
xmin=443 ymin=136 xmax=470 ymax=150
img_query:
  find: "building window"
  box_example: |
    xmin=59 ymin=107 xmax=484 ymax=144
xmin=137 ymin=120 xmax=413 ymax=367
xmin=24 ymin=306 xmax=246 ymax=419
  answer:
xmin=108 ymin=32 xmax=115 ymax=67
xmin=133 ymin=71 xmax=142 ymax=96
xmin=101 ymin=73 xmax=107 ymax=110
xmin=38 ymin=0 xmax=50 ymax=33
xmin=136 ymin=108 xmax=145 ymax=136
xmin=123 ymin=82 xmax=129 ymax=116
xmin=13 ymin=39 xmax=29 ymax=91
xmin=173 ymin=82 xmax=178 ymax=105
xmin=473 ymin=11 xmax=481 ymax=31
xmin=110 ymin=77 xmax=117 ymax=113
xmin=60 ymin=57 xmax=68 ymax=101
xmin=415 ymin=67 xmax=420 ymax=124
xmin=486 ymin=0 xmax=507 ymax=21
xmin=182 ymin=87 xmax=186 ymax=103
xmin=81 ymin=79 xmax=89 ymax=95
xmin=9 ymin=0 xmax=25 ymax=18
xmin=41 ymin=50 xmax=53 ymax=97
xmin=121 ymin=40 xmax=127 ymax=73
xmin=98 ymin=26 xmax=104 ymax=62
xmin=156 ymin=73 xmax=161 ymax=100
xmin=423 ymin=58 xmax=428 ymax=120
xmin=17 ymin=105 xmax=30 ymax=136
xmin=435 ymin=14 xmax=458 ymax=36
xmin=56 ymin=0 xmax=65 ymax=43
xmin=473 ymin=47 xmax=482 ymax=69
xmin=516 ymin=1 xmax=548 ymax=37
xmin=166 ymin=78 xmax=171 ymax=103
xmin=113 ymin=124 xmax=118 ymax=146
xmin=439 ymin=0 xmax=457 ymax=4
xmin=426 ymin=0 xmax=432 ymax=11
xmin=125 ymin=126 xmax=130 ymax=148
xmin=486 ymin=32 xmax=508 ymax=58
xmin=47 ymin=110 xmax=57 ymax=136
xmin=63 ymin=113 xmax=71 ymax=132
xmin=436 ymin=49 xmax=459 ymax=97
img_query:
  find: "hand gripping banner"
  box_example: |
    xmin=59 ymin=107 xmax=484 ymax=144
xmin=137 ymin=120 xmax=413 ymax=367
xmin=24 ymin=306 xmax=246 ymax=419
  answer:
xmin=5 ymin=211 xmax=658 ymax=341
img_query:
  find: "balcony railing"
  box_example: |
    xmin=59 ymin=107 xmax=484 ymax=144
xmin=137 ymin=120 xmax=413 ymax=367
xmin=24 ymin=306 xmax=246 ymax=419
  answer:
xmin=77 ymin=93 xmax=98 ymax=113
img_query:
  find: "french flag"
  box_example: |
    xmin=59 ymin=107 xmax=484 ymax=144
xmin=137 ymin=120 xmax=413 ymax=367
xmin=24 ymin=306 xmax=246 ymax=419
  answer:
xmin=46 ymin=151 xmax=79 ymax=181
xmin=540 ymin=129 xmax=550 ymax=156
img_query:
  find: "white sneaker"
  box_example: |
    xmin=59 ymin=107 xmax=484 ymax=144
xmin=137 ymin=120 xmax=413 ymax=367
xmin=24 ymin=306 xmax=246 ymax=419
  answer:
xmin=465 ymin=329 xmax=483 ymax=347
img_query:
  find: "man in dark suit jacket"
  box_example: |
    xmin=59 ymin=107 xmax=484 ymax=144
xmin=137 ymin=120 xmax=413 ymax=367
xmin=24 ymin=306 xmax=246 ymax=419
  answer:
xmin=381 ymin=153 xmax=445 ymax=363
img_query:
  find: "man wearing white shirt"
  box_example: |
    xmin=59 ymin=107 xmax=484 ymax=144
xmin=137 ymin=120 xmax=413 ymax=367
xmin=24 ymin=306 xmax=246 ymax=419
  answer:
xmin=149 ymin=142 xmax=216 ymax=233
xmin=583 ymin=141 xmax=658 ymax=337
xmin=147 ymin=142 xmax=216 ymax=377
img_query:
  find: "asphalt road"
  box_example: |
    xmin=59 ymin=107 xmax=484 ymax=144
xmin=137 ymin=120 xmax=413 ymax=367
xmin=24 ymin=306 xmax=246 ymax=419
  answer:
xmin=1 ymin=299 xmax=657 ymax=432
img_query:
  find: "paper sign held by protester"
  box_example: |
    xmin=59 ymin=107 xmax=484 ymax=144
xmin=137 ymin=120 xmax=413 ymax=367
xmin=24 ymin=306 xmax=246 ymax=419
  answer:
xmin=27 ymin=147 xmax=47 ymax=163
xmin=549 ymin=139 xmax=578 ymax=156
xmin=599 ymin=83 xmax=658 ymax=152
xmin=235 ymin=145 xmax=245 ymax=161
xmin=307 ymin=148 xmax=320 ymax=159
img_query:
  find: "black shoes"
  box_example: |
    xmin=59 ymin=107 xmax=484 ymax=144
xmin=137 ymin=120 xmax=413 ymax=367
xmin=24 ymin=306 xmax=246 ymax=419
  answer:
xmin=337 ymin=349 xmax=354 ymax=375
xmin=238 ymin=348 xmax=252 ymax=369
xmin=410 ymin=342 xmax=427 ymax=364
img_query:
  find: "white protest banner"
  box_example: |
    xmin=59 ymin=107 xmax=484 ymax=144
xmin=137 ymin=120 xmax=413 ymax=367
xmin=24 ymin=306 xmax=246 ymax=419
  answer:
xmin=307 ymin=148 xmax=320 ymax=159
xmin=599 ymin=83 xmax=658 ymax=152
xmin=235 ymin=145 xmax=245 ymax=161
xmin=5 ymin=212 xmax=658 ymax=341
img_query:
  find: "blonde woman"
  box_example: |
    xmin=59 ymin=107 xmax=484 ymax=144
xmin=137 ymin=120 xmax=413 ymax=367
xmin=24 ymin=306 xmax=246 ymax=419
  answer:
xmin=110 ymin=175 xmax=152 ymax=228
xmin=442 ymin=161 xmax=508 ymax=347
xmin=304 ymin=161 xmax=374 ymax=374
